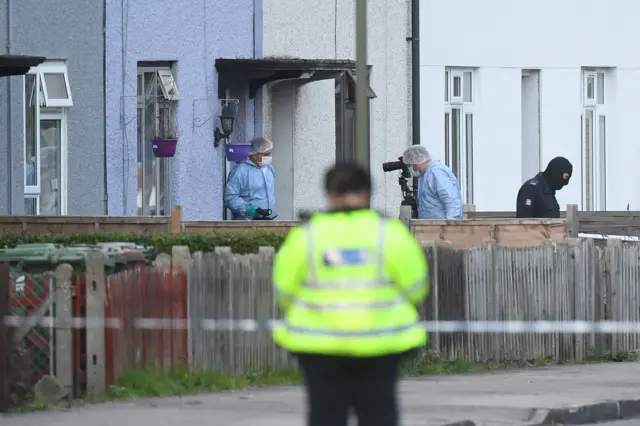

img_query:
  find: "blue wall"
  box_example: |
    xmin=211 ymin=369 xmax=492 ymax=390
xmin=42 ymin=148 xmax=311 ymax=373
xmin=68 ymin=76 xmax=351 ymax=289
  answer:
xmin=105 ymin=0 xmax=258 ymax=220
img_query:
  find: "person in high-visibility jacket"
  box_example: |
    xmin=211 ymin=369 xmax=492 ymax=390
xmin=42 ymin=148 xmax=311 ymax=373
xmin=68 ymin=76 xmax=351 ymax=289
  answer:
xmin=272 ymin=161 xmax=429 ymax=426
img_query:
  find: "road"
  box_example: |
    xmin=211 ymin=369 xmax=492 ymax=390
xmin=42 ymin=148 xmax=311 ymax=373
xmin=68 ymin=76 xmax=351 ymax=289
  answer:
xmin=588 ymin=421 xmax=640 ymax=425
xmin=2 ymin=362 xmax=640 ymax=426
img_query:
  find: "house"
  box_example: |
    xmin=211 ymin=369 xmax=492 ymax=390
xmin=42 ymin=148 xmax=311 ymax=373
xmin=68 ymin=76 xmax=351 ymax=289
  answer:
xmin=107 ymin=0 xmax=412 ymax=220
xmin=3 ymin=0 xmax=413 ymax=220
xmin=420 ymin=0 xmax=637 ymax=211
xmin=104 ymin=0 xmax=257 ymax=220
xmin=254 ymin=0 xmax=412 ymax=218
xmin=0 ymin=0 xmax=105 ymax=215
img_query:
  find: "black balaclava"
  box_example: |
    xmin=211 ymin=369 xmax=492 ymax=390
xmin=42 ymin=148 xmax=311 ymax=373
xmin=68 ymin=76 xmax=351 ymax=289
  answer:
xmin=542 ymin=157 xmax=573 ymax=191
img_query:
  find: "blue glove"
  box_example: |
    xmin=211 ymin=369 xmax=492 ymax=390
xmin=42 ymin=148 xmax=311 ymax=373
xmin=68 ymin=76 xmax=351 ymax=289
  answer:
xmin=245 ymin=205 xmax=258 ymax=218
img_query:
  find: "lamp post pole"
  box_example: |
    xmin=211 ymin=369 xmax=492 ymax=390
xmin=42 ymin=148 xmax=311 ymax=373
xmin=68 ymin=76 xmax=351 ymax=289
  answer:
xmin=355 ymin=0 xmax=369 ymax=170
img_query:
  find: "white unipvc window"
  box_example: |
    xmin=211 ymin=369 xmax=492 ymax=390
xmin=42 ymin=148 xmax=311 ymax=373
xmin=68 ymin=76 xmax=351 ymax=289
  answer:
xmin=444 ymin=68 xmax=474 ymax=204
xmin=23 ymin=62 xmax=71 ymax=215
xmin=137 ymin=66 xmax=178 ymax=216
xmin=39 ymin=62 xmax=73 ymax=108
xmin=581 ymin=69 xmax=607 ymax=211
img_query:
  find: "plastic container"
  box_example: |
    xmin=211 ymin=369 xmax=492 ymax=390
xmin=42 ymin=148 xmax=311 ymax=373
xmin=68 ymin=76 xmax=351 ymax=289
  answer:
xmin=224 ymin=143 xmax=250 ymax=162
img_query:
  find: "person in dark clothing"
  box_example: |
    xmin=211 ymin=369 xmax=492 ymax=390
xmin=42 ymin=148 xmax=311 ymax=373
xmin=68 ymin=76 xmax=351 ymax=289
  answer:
xmin=516 ymin=157 xmax=573 ymax=218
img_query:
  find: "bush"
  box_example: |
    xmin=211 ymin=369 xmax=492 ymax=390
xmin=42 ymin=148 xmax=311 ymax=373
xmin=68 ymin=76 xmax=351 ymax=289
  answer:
xmin=0 ymin=231 xmax=289 ymax=255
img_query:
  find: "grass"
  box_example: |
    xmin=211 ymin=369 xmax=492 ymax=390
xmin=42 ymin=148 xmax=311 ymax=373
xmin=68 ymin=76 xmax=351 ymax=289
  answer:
xmin=106 ymin=365 xmax=302 ymax=399
xmin=105 ymin=347 xmax=639 ymax=400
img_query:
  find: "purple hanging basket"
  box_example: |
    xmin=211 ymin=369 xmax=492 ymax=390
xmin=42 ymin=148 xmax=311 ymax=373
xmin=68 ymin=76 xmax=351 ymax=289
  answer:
xmin=151 ymin=138 xmax=178 ymax=158
xmin=225 ymin=143 xmax=250 ymax=162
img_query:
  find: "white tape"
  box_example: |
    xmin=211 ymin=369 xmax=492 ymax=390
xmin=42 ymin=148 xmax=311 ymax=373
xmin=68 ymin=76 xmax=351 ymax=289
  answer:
xmin=3 ymin=316 xmax=640 ymax=334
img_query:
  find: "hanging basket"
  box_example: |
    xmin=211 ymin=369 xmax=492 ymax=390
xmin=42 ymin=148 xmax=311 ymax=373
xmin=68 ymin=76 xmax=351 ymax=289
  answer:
xmin=224 ymin=143 xmax=250 ymax=162
xmin=151 ymin=138 xmax=178 ymax=158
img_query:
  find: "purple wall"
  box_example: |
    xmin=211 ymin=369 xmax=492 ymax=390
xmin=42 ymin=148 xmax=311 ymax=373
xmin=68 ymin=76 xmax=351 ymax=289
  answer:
xmin=105 ymin=0 xmax=258 ymax=219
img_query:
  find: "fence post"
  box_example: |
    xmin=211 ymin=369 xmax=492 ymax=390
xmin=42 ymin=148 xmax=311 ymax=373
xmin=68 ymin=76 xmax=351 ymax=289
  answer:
xmin=171 ymin=205 xmax=183 ymax=233
xmin=86 ymin=252 xmax=106 ymax=400
xmin=565 ymin=204 xmax=579 ymax=238
xmin=171 ymin=246 xmax=191 ymax=366
xmin=567 ymin=238 xmax=585 ymax=362
xmin=605 ymin=238 xmax=622 ymax=357
xmin=422 ymin=241 xmax=440 ymax=355
xmin=54 ymin=263 xmax=74 ymax=398
xmin=0 ymin=262 xmax=10 ymax=412
xmin=258 ymin=247 xmax=277 ymax=367
xmin=215 ymin=247 xmax=233 ymax=372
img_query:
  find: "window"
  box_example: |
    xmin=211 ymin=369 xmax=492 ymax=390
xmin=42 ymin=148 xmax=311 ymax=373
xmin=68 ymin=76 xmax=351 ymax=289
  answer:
xmin=137 ymin=65 xmax=179 ymax=216
xmin=581 ymin=69 xmax=607 ymax=211
xmin=444 ymin=68 xmax=474 ymax=203
xmin=39 ymin=63 xmax=73 ymax=107
xmin=23 ymin=62 xmax=72 ymax=215
xmin=335 ymin=69 xmax=377 ymax=165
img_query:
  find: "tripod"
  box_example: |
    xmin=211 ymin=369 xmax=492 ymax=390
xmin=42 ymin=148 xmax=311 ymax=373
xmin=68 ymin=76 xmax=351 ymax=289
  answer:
xmin=397 ymin=172 xmax=417 ymax=226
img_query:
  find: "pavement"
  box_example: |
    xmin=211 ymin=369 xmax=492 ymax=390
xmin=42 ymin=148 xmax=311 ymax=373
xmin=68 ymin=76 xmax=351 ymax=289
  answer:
xmin=3 ymin=362 xmax=640 ymax=426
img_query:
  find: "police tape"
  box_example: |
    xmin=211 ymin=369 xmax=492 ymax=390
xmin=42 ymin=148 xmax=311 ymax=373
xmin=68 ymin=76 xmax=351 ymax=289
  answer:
xmin=4 ymin=316 xmax=640 ymax=334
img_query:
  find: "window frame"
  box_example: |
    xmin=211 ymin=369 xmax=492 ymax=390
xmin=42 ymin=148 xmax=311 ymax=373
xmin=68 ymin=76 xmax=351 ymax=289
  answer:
xmin=24 ymin=194 xmax=40 ymax=215
xmin=581 ymin=68 xmax=608 ymax=211
xmin=23 ymin=64 xmax=69 ymax=215
xmin=39 ymin=108 xmax=69 ymax=215
xmin=23 ymin=72 xmax=41 ymax=195
xmin=444 ymin=67 xmax=475 ymax=204
xmin=136 ymin=66 xmax=176 ymax=216
xmin=157 ymin=69 xmax=180 ymax=101
xmin=38 ymin=62 xmax=74 ymax=108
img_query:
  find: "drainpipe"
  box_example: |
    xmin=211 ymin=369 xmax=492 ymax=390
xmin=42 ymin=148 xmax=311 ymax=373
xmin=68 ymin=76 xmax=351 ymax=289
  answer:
xmin=408 ymin=0 xmax=420 ymax=195
xmin=409 ymin=0 xmax=419 ymax=146
xmin=6 ymin=0 xmax=13 ymax=213
xmin=102 ymin=0 xmax=108 ymax=213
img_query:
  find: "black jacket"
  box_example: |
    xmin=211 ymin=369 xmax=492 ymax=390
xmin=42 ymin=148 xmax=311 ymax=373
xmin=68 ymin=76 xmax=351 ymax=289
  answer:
xmin=516 ymin=172 xmax=560 ymax=219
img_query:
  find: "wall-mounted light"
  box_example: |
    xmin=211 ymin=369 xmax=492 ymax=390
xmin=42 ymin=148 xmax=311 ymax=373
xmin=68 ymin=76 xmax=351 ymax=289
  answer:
xmin=214 ymin=102 xmax=238 ymax=147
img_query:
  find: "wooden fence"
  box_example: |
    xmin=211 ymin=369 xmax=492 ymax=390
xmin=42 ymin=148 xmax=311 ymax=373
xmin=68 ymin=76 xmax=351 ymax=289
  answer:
xmin=3 ymin=235 xmax=640 ymax=405
xmin=0 ymin=205 xmax=573 ymax=249
xmin=184 ymin=237 xmax=634 ymax=372
xmin=468 ymin=204 xmax=640 ymax=236
xmin=2 ymin=203 xmax=639 ymax=237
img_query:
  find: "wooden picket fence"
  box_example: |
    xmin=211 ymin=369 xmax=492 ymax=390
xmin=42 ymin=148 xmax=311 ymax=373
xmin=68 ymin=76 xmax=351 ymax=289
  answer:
xmin=3 ymin=235 xmax=640 ymax=407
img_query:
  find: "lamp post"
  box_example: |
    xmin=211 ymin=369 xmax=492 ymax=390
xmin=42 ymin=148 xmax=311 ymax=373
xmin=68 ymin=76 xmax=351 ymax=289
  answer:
xmin=214 ymin=102 xmax=237 ymax=147
xmin=355 ymin=0 xmax=369 ymax=170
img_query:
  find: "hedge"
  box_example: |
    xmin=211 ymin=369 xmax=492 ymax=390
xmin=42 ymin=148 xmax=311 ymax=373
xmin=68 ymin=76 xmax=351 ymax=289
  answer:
xmin=0 ymin=231 xmax=289 ymax=255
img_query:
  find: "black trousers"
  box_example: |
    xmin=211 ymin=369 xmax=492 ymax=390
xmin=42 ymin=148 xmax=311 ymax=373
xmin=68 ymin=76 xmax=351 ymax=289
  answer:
xmin=295 ymin=353 xmax=403 ymax=426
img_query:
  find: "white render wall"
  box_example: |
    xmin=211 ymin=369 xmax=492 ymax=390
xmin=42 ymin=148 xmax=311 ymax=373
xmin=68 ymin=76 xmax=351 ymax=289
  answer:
xmin=420 ymin=0 xmax=640 ymax=211
xmin=262 ymin=0 xmax=411 ymax=218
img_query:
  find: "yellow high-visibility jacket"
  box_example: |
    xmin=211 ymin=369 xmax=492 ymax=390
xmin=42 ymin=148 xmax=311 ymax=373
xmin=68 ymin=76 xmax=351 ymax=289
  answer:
xmin=272 ymin=209 xmax=429 ymax=357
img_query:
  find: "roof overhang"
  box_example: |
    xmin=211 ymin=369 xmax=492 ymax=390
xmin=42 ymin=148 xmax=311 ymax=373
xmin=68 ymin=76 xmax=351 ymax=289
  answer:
xmin=215 ymin=58 xmax=368 ymax=98
xmin=0 ymin=55 xmax=47 ymax=77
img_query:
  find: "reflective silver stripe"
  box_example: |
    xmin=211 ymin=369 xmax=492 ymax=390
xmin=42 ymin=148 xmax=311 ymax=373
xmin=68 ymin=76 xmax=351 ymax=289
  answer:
xmin=404 ymin=277 xmax=427 ymax=297
xmin=294 ymin=296 xmax=405 ymax=311
xmin=282 ymin=321 xmax=423 ymax=337
xmin=304 ymin=278 xmax=393 ymax=289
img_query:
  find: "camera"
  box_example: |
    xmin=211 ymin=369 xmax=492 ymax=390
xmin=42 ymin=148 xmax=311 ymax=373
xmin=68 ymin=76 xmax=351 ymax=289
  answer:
xmin=382 ymin=158 xmax=406 ymax=173
xmin=381 ymin=156 xmax=417 ymax=219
